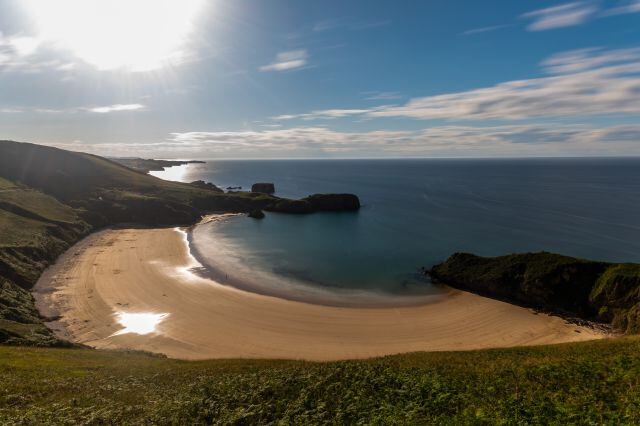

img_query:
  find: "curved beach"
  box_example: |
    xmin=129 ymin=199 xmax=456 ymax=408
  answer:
xmin=34 ymin=227 xmax=605 ymax=361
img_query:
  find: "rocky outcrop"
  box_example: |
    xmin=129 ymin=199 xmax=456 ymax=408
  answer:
xmin=428 ymin=252 xmax=640 ymax=333
xmin=265 ymin=194 xmax=360 ymax=214
xmin=266 ymin=199 xmax=313 ymax=214
xmin=251 ymin=183 xmax=275 ymax=194
xmin=304 ymin=194 xmax=360 ymax=211
xmin=248 ymin=209 xmax=265 ymax=219
xmin=190 ymin=180 xmax=224 ymax=193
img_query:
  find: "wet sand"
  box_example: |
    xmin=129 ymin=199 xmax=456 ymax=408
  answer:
xmin=34 ymin=227 xmax=605 ymax=361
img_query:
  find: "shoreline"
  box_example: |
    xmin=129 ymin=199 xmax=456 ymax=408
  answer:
xmin=187 ymin=215 xmax=448 ymax=309
xmin=33 ymin=226 xmax=606 ymax=361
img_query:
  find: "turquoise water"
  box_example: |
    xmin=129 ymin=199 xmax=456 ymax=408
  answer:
xmin=153 ymin=158 xmax=640 ymax=305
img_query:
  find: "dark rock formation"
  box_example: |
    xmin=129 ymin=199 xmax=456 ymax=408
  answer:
xmin=304 ymin=194 xmax=360 ymax=211
xmin=266 ymin=199 xmax=312 ymax=214
xmin=428 ymin=252 xmax=640 ymax=333
xmin=264 ymin=193 xmax=360 ymax=214
xmin=251 ymin=183 xmax=275 ymax=194
xmin=190 ymin=180 xmax=224 ymax=193
xmin=248 ymin=209 xmax=265 ymax=219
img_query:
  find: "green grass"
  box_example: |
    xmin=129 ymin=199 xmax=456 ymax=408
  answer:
xmin=0 ymin=187 xmax=80 ymax=225
xmin=2 ymin=338 xmax=640 ymax=424
xmin=0 ymin=210 xmax=52 ymax=248
xmin=0 ymin=177 xmax=17 ymax=190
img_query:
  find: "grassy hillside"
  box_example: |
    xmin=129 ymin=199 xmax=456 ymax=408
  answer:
xmin=2 ymin=338 xmax=640 ymax=424
xmin=429 ymin=252 xmax=640 ymax=333
xmin=0 ymin=140 xmax=361 ymax=345
xmin=0 ymin=141 xmax=253 ymax=345
xmin=0 ymin=140 xmax=267 ymax=227
xmin=0 ymin=176 xmax=90 ymax=346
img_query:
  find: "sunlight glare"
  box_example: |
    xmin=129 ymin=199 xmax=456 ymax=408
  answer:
xmin=112 ymin=312 xmax=169 ymax=336
xmin=24 ymin=0 xmax=204 ymax=71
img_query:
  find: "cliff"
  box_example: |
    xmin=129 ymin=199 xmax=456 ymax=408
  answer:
xmin=251 ymin=183 xmax=276 ymax=194
xmin=428 ymin=252 xmax=640 ymax=333
xmin=266 ymin=194 xmax=360 ymax=214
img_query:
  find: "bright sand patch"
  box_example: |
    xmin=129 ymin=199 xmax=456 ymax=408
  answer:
xmin=34 ymin=228 xmax=605 ymax=361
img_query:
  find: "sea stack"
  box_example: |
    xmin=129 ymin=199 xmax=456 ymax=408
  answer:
xmin=252 ymin=183 xmax=275 ymax=194
xmin=248 ymin=209 xmax=266 ymax=219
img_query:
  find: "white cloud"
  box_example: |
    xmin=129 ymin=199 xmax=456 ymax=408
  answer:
xmin=602 ymin=0 xmax=640 ymax=16
xmin=461 ymin=24 xmax=513 ymax=36
xmin=259 ymin=49 xmax=308 ymax=72
xmin=521 ymin=2 xmax=599 ymax=31
xmin=0 ymin=31 xmax=79 ymax=74
xmin=362 ymin=91 xmax=402 ymax=101
xmin=88 ymin=104 xmax=145 ymax=113
xmin=41 ymin=123 xmax=640 ymax=158
xmin=272 ymin=109 xmax=372 ymax=121
xmin=541 ymin=47 xmax=640 ymax=74
xmin=0 ymin=103 xmax=146 ymax=114
xmin=275 ymin=47 xmax=640 ymax=122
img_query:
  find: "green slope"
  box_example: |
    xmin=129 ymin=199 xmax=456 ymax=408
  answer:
xmin=0 ymin=140 xmax=257 ymax=227
xmin=0 ymin=140 xmax=255 ymax=345
xmin=0 ymin=177 xmax=90 ymax=345
xmin=0 ymin=140 xmax=359 ymax=345
xmin=2 ymin=338 xmax=640 ymax=424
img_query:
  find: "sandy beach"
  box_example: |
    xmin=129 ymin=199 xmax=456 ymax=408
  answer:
xmin=34 ymin=227 xmax=605 ymax=361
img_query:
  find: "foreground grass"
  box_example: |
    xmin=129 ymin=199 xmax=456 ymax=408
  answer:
xmin=2 ymin=337 xmax=640 ymax=424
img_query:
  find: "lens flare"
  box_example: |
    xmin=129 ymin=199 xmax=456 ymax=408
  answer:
xmin=24 ymin=0 xmax=204 ymax=71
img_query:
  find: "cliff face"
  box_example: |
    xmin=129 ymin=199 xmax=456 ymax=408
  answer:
xmin=251 ymin=183 xmax=276 ymax=194
xmin=304 ymin=194 xmax=361 ymax=211
xmin=266 ymin=194 xmax=361 ymax=214
xmin=429 ymin=252 xmax=640 ymax=333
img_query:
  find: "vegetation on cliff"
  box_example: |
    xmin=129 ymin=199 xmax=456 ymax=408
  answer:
xmin=2 ymin=337 xmax=640 ymax=424
xmin=429 ymin=252 xmax=640 ymax=333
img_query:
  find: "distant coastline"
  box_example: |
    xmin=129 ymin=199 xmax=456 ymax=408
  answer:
xmin=109 ymin=157 xmax=206 ymax=174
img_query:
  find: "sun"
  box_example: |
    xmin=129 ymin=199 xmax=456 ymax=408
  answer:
xmin=24 ymin=0 xmax=204 ymax=71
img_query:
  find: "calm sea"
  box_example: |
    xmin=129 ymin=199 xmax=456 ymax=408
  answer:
xmin=152 ymin=158 xmax=640 ymax=305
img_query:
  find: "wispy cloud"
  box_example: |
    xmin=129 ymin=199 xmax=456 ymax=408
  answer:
xmin=362 ymin=91 xmax=402 ymax=101
xmin=461 ymin=24 xmax=513 ymax=36
xmin=166 ymin=124 xmax=640 ymax=156
xmin=541 ymin=46 xmax=640 ymax=73
xmin=274 ymin=46 xmax=640 ymax=122
xmin=43 ymin=123 xmax=640 ymax=158
xmin=88 ymin=104 xmax=145 ymax=113
xmin=602 ymin=0 xmax=640 ymax=16
xmin=0 ymin=103 xmax=146 ymax=114
xmin=0 ymin=31 xmax=82 ymax=75
xmin=259 ymin=49 xmax=309 ymax=72
xmin=272 ymin=108 xmax=372 ymax=121
xmin=521 ymin=1 xmax=599 ymax=31
xmin=520 ymin=1 xmax=640 ymax=31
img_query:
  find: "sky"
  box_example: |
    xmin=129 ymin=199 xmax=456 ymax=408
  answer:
xmin=1 ymin=0 xmax=639 ymax=159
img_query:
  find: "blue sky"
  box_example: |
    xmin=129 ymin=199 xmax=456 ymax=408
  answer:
xmin=1 ymin=0 xmax=639 ymax=158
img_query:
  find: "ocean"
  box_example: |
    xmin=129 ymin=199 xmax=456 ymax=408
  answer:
xmin=152 ymin=158 xmax=640 ymax=306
